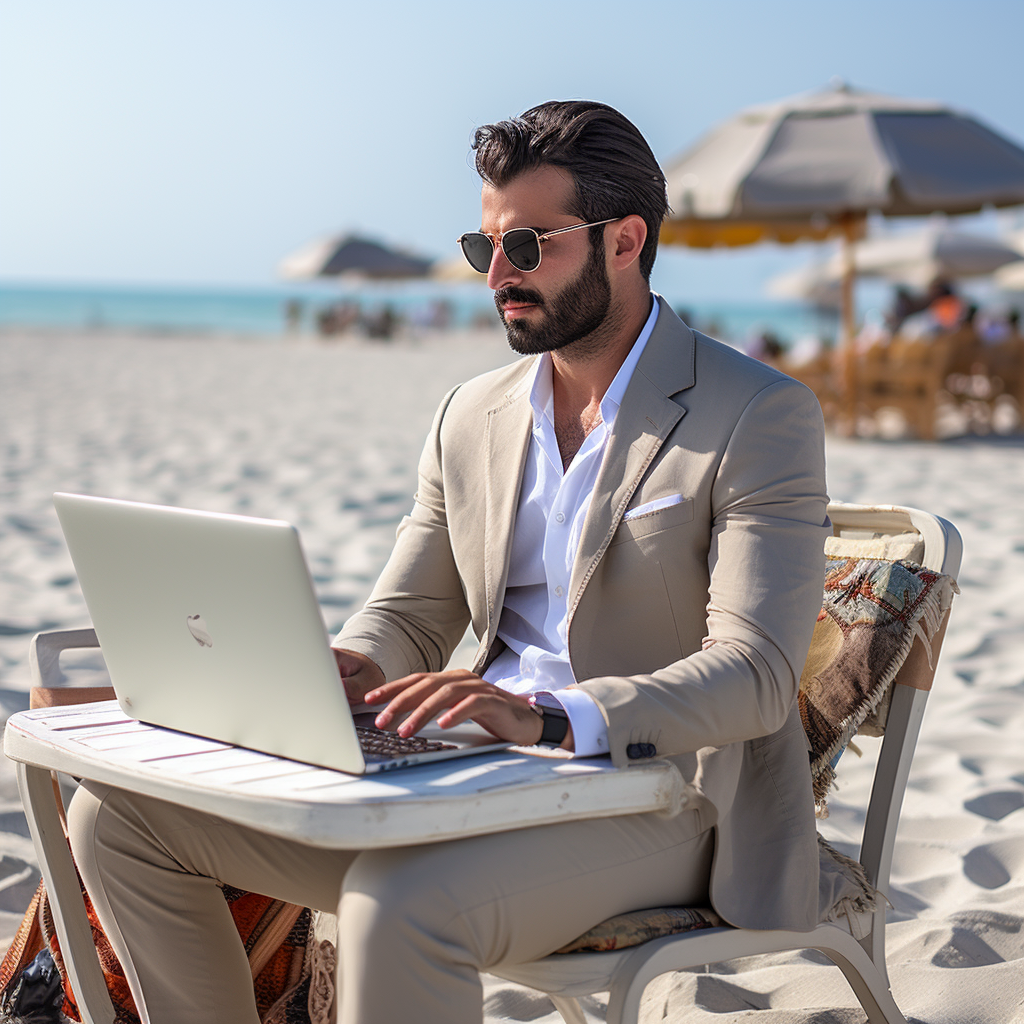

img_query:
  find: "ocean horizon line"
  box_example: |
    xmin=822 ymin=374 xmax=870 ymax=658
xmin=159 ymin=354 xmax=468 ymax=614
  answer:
xmin=0 ymin=279 xmax=836 ymax=346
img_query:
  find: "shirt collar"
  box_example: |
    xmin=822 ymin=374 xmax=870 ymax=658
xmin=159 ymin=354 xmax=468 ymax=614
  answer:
xmin=528 ymin=295 xmax=660 ymax=429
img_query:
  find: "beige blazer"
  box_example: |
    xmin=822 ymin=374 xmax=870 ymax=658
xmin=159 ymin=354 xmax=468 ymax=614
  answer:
xmin=337 ymin=297 xmax=830 ymax=931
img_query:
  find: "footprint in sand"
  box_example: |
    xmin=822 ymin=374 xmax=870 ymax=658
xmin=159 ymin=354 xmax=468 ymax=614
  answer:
xmin=931 ymin=909 xmax=1024 ymax=968
xmin=964 ymin=790 xmax=1024 ymax=821
xmin=963 ymin=838 xmax=1024 ymax=889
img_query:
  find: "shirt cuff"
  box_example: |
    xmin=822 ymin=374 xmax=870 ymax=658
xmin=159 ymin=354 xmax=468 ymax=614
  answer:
xmin=536 ymin=689 xmax=609 ymax=757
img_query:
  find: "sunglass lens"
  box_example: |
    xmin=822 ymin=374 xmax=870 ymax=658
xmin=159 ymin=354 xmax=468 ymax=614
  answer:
xmin=460 ymin=233 xmax=494 ymax=273
xmin=502 ymin=229 xmax=541 ymax=272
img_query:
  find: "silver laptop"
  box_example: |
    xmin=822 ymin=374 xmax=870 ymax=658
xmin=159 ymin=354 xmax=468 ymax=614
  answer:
xmin=52 ymin=492 xmax=513 ymax=774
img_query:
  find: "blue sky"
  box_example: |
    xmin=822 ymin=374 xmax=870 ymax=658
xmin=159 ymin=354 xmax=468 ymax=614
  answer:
xmin=2 ymin=0 xmax=1022 ymax=302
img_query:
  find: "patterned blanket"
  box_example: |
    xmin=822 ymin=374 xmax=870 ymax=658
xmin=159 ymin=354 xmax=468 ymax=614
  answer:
xmin=799 ymin=556 xmax=959 ymax=814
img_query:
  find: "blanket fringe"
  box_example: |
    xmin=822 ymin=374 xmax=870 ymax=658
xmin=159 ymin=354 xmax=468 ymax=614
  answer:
xmin=809 ymin=565 xmax=958 ymax=812
xmin=818 ymin=835 xmax=880 ymax=939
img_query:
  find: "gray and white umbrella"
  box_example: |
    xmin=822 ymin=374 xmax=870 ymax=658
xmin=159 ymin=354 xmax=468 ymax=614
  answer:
xmin=849 ymin=228 xmax=1024 ymax=286
xmin=994 ymin=228 xmax=1024 ymax=292
xmin=764 ymin=264 xmax=843 ymax=309
xmin=767 ymin=227 xmax=1024 ymax=299
xmin=663 ymin=82 xmax=1024 ymax=235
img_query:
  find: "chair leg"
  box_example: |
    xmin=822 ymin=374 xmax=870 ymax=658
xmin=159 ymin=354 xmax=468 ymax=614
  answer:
xmin=549 ymin=994 xmax=589 ymax=1024
xmin=605 ymin=985 xmax=644 ymax=1024
xmin=604 ymin=955 xmax=660 ymax=1024
xmin=814 ymin=941 xmax=908 ymax=1024
xmin=15 ymin=762 xmax=116 ymax=1024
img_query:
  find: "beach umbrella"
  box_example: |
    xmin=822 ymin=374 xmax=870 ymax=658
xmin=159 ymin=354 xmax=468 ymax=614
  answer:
xmin=661 ymin=81 xmax=1024 ymax=420
xmin=663 ymin=81 xmax=1024 ymax=238
xmin=279 ymin=233 xmax=434 ymax=280
xmin=765 ymin=264 xmax=843 ymax=308
xmin=430 ymin=255 xmax=486 ymax=282
xmin=994 ymin=228 xmax=1024 ymax=291
xmin=995 ymin=262 xmax=1024 ymax=292
xmin=768 ymin=227 xmax=1024 ymax=297
xmin=843 ymin=228 xmax=1024 ymax=287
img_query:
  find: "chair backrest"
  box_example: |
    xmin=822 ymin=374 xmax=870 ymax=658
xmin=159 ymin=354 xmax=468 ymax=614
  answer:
xmin=824 ymin=502 xmax=961 ymax=969
xmin=826 ymin=502 xmax=962 ymax=577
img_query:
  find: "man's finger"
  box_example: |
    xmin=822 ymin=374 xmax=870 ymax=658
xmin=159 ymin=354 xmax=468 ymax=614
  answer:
xmin=369 ymin=670 xmax=480 ymax=723
xmin=363 ymin=673 xmax=429 ymax=706
xmin=387 ymin=679 xmax=483 ymax=735
xmin=332 ymin=648 xmax=386 ymax=704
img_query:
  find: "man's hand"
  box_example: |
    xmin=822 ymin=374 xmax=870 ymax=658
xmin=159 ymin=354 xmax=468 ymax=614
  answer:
xmin=333 ymin=648 xmax=386 ymax=706
xmin=366 ymin=669 xmax=555 ymax=747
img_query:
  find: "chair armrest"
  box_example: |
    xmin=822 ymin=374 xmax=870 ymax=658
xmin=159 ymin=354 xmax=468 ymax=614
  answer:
xmin=29 ymin=628 xmax=100 ymax=688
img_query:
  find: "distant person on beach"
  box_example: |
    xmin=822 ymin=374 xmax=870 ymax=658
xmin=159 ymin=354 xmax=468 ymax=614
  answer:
xmin=283 ymin=297 xmax=304 ymax=335
xmin=927 ymin=279 xmax=966 ymax=331
xmin=69 ymin=101 xmax=829 ymax=1024
xmin=748 ymin=328 xmax=786 ymax=364
xmin=885 ymin=284 xmax=929 ymax=334
xmin=896 ymin=278 xmax=968 ymax=339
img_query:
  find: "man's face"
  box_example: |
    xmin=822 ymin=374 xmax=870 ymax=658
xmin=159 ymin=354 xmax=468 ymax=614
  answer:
xmin=479 ymin=165 xmax=612 ymax=356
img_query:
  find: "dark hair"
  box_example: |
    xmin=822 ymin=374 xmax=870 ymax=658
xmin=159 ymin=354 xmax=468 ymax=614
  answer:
xmin=472 ymin=100 xmax=667 ymax=281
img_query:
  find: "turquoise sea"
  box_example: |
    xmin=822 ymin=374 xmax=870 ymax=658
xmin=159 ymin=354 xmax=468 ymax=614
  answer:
xmin=0 ymin=281 xmax=835 ymax=348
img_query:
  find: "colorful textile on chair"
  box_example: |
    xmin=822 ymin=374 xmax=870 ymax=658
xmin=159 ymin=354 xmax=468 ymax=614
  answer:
xmin=553 ymin=906 xmax=721 ymax=954
xmin=0 ymin=874 xmax=316 ymax=1024
xmin=223 ymin=886 xmax=314 ymax=1024
xmin=0 ymin=874 xmax=138 ymax=1024
xmin=799 ymin=557 xmax=958 ymax=814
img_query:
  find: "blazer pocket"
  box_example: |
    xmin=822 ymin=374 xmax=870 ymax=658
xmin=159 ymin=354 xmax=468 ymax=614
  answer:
xmin=610 ymin=497 xmax=694 ymax=545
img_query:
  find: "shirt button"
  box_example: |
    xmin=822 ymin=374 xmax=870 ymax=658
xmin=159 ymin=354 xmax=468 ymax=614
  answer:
xmin=554 ymin=585 xmax=564 ymax=598
xmin=555 ymin=512 xmax=565 ymax=524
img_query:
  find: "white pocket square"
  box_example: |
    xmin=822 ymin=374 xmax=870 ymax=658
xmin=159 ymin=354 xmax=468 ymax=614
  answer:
xmin=623 ymin=494 xmax=686 ymax=521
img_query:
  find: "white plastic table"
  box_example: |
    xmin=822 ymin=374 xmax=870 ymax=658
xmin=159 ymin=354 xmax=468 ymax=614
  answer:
xmin=4 ymin=700 xmax=688 ymax=1024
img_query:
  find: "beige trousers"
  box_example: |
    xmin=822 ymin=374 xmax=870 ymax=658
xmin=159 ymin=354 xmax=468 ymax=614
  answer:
xmin=67 ymin=782 xmax=712 ymax=1024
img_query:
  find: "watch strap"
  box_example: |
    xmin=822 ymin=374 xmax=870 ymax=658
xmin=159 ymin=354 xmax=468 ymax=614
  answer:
xmin=537 ymin=707 xmax=569 ymax=746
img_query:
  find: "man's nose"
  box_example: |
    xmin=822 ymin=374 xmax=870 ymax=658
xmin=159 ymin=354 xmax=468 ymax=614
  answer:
xmin=486 ymin=243 xmax=523 ymax=291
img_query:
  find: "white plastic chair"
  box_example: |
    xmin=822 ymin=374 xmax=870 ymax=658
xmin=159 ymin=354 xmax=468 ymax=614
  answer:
xmin=494 ymin=502 xmax=962 ymax=1024
xmin=12 ymin=503 xmax=961 ymax=1024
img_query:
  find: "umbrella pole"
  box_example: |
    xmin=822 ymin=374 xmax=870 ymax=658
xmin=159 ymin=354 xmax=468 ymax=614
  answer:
xmin=838 ymin=214 xmax=861 ymax=434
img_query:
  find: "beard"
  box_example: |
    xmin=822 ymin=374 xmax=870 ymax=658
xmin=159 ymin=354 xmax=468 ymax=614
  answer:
xmin=494 ymin=239 xmax=615 ymax=358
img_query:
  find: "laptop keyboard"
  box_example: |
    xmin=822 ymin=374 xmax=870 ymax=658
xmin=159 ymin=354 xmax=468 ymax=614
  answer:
xmin=355 ymin=724 xmax=458 ymax=759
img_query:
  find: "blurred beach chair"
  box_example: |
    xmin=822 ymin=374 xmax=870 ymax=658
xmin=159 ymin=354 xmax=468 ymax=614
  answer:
xmin=849 ymin=325 xmax=1024 ymax=438
xmin=495 ymin=502 xmax=961 ymax=1024
xmin=778 ymin=347 xmax=841 ymax=424
xmin=9 ymin=504 xmax=961 ymax=1024
xmin=851 ymin=332 xmax=961 ymax=440
xmin=779 ymin=326 xmax=1024 ymax=438
xmin=943 ymin=326 xmax=1024 ymax=432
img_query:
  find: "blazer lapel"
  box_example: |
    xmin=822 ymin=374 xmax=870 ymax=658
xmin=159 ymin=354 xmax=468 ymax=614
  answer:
xmin=568 ymin=300 xmax=696 ymax=611
xmin=481 ymin=374 xmax=534 ymax=651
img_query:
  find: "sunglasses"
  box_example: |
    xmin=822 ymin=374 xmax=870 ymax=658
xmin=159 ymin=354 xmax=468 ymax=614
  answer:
xmin=456 ymin=218 xmax=619 ymax=274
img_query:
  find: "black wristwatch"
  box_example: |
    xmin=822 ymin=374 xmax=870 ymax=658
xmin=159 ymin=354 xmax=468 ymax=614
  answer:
xmin=528 ymin=694 xmax=569 ymax=746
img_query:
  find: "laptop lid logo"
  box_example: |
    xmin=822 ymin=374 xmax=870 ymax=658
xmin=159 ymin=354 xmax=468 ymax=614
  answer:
xmin=186 ymin=614 xmax=213 ymax=647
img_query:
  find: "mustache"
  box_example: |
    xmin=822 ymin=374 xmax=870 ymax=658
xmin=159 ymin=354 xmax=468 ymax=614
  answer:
xmin=494 ymin=287 xmax=544 ymax=309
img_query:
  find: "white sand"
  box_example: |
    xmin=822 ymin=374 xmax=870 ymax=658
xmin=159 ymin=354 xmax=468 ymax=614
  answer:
xmin=2 ymin=329 xmax=1023 ymax=1023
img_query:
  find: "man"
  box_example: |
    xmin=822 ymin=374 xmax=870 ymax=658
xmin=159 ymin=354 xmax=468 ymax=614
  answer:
xmin=69 ymin=101 xmax=829 ymax=1024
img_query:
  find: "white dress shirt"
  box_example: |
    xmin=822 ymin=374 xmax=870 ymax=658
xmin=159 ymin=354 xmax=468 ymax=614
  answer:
xmin=482 ymin=298 xmax=660 ymax=755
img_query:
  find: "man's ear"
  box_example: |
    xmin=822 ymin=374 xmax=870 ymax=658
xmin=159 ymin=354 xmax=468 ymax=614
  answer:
xmin=608 ymin=215 xmax=648 ymax=272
